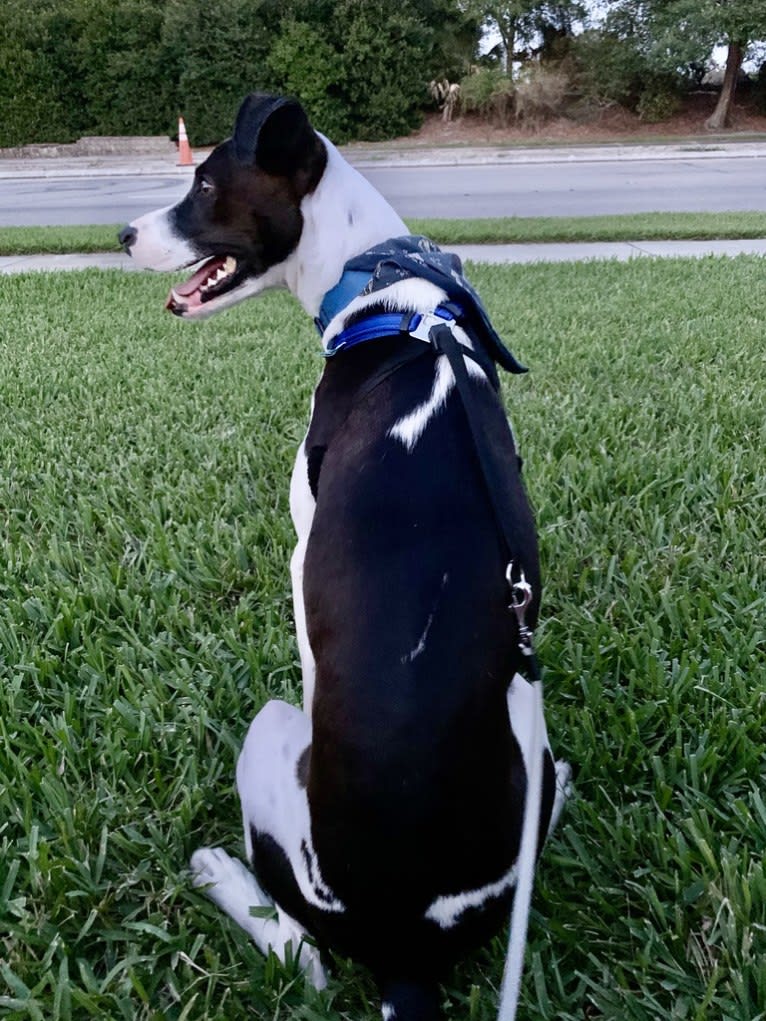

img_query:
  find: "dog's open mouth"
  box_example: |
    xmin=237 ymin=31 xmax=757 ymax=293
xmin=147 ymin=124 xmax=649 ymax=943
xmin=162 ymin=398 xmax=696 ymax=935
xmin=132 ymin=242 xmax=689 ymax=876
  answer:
xmin=166 ymin=255 xmax=244 ymax=316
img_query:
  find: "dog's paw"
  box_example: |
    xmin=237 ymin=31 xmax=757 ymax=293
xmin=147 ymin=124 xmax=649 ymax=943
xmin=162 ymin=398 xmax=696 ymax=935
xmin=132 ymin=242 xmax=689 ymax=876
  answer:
xmin=190 ymin=845 xmax=273 ymax=913
xmin=190 ymin=846 xmax=236 ymax=889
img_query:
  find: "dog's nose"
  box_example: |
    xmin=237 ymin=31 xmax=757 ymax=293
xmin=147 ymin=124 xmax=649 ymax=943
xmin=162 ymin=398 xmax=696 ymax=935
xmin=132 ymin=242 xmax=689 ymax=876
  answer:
xmin=118 ymin=225 xmax=137 ymax=254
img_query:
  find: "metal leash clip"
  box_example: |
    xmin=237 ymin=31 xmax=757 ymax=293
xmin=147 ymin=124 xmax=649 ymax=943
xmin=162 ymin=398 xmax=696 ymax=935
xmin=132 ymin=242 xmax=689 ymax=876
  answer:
xmin=506 ymin=563 xmax=534 ymax=657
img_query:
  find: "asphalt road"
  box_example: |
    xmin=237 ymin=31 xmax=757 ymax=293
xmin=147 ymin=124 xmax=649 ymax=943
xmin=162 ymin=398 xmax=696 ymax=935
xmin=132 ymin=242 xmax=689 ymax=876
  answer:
xmin=0 ymin=177 xmax=182 ymax=227
xmin=1 ymin=155 xmax=765 ymax=226
xmin=376 ymin=157 xmax=766 ymax=218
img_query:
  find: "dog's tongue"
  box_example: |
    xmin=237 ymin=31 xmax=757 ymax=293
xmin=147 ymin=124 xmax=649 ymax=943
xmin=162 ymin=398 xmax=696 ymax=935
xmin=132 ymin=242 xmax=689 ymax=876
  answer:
xmin=173 ymin=256 xmax=225 ymax=297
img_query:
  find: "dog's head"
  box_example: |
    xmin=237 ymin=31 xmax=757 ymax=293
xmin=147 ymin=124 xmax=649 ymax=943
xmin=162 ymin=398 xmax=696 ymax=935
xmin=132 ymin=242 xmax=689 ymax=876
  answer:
xmin=119 ymin=94 xmax=327 ymax=319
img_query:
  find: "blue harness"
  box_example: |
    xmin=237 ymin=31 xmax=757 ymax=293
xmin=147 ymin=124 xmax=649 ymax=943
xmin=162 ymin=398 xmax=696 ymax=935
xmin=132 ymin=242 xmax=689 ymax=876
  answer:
xmin=314 ymin=235 xmax=526 ymax=375
xmin=321 ymin=301 xmax=461 ymax=357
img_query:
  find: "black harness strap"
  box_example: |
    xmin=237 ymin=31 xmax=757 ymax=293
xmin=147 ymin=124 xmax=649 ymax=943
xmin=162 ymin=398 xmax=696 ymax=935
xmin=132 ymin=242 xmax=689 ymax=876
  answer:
xmin=352 ymin=316 xmax=498 ymax=409
xmin=429 ymin=322 xmax=541 ymax=682
xmin=316 ymin=310 xmax=541 ymax=681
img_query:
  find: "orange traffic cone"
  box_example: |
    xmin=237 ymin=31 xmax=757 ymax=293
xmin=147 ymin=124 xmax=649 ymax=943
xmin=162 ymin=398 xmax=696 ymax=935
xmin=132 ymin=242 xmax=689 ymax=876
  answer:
xmin=177 ymin=116 xmax=193 ymax=166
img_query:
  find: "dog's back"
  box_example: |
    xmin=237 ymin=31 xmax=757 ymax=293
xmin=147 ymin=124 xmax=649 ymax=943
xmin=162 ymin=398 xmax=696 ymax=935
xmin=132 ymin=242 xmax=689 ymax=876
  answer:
xmin=272 ymin=332 xmax=552 ymax=993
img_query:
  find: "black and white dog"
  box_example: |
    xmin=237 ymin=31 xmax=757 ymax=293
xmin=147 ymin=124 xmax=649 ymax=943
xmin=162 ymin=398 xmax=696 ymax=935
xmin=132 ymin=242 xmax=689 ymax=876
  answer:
xmin=119 ymin=94 xmax=570 ymax=1021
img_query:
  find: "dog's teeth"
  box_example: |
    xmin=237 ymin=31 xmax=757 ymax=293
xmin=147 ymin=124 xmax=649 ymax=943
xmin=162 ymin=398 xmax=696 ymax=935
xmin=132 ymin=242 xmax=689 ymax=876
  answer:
xmin=198 ymin=258 xmax=236 ymax=294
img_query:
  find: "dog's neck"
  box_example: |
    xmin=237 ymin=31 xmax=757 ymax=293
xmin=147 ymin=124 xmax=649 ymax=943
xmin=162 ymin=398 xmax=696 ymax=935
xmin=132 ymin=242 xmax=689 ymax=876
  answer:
xmin=283 ymin=137 xmax=407 ymax=318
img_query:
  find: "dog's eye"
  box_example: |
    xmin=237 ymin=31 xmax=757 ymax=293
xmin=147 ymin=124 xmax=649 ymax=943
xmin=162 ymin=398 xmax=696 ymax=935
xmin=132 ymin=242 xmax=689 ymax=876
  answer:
xmin=199 ymin=178 xmax=215 ymax=196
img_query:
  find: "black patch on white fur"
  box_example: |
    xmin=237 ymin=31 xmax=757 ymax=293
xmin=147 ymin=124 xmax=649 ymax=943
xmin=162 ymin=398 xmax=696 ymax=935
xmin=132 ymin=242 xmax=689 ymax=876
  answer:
xmin=296 ymin=745 xmax=311 ymax=789
xmin=307 ymin=445 xmax=326 ymax=499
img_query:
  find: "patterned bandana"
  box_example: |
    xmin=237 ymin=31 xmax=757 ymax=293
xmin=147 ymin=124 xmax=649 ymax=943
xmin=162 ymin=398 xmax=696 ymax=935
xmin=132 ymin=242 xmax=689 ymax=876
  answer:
xmin=342 ymin=235 xmax=526 ymax=374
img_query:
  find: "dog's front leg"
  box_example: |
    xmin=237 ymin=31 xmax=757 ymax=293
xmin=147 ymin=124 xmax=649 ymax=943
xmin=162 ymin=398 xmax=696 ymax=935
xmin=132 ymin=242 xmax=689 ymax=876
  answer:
xmin=190 ymin=846 xmax=327 ymax=990
xmin=191 ymin=699 xmax=328 ymax=992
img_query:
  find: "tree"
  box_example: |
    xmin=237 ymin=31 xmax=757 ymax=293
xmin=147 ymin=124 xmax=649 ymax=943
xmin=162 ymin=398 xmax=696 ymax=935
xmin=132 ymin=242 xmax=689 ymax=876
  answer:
xmin=701 ymin=0 xmax=766 ymax=129
xmin=707 ymin=38 xmax=746 ymax=130
xmin=605 ymin=0 xmax=766 ymax=129
xmin=461 ymin=0 xmax=586 ymax=73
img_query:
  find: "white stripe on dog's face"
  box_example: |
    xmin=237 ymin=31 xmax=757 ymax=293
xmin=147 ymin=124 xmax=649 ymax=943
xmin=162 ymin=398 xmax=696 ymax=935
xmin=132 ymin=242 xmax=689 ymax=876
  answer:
xmin=125 ymin=205 xmax=199 ymax=272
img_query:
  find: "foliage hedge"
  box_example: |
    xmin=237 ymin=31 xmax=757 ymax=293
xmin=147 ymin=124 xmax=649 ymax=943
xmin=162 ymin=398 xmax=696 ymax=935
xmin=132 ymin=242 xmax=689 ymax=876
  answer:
xmin=0 ymin=0 xmax=476 ymax=147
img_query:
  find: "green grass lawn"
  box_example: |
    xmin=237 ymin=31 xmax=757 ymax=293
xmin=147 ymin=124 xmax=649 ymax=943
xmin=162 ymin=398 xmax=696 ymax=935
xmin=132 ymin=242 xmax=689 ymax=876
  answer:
xmin=3 ymin=211 xmax=766 ymax=255
xmin=0 ymin=260 xmax=764 ymax=1021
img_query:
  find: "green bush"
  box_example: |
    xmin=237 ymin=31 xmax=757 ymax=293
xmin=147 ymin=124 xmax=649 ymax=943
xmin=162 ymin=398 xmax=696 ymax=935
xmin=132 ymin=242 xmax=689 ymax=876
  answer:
xmin=266 ymin=18 xmax=350 ymax=142
xmin=75 ymin=0 xmax=171 ymax=136
xmin=637 ymin=79 xmax=681 ymax=122
xmin=266 ymin=0 xmax=435 ymax=143
xmin=0 ymin=0 xmax=457 ymax=147
xmin=459 ymin=68 xmax=514 ymax=124
xmin=514 ymin=64 xmax=571 ymax=123
xmin=160 ymin=0 xmax=274 ymax=145
xmin=0 ymin=0 xmax=84 ymax=146
xmin=334 ymin=0 xmax=429 ymax=140
xmin=568 ymin=30 xmax=647 ymax=109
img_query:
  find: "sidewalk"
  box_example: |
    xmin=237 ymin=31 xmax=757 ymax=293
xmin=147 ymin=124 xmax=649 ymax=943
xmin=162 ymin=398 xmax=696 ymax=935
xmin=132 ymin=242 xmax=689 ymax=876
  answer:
xmin=2 ymin=238 xmax=766 ymax=276
xmin=3 ymin=136 xmax=766 ymax=269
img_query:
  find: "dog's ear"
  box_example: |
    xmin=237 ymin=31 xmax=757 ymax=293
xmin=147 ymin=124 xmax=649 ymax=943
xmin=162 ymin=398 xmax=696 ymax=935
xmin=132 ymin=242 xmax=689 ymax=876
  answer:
xmin=233 ymin=93 xmax=288 ymax=165
xmin=233 ymin=93 xmax=325 ymax=188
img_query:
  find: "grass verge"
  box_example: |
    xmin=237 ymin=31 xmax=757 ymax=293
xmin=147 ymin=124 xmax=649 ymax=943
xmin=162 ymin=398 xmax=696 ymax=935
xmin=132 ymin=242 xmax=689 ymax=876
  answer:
xmin=3 ymin=211 xmax=766 ymax=255
xmin=0 ymin=260 xmax=764 ymax=1020
xmin=0 ymin=224 xmax=123 ymax=255
xmin=408 ymin=211 xmax=766 ymax=245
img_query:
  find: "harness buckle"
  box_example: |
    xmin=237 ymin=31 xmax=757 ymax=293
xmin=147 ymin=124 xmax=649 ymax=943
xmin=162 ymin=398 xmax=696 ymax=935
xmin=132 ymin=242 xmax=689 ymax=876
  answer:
xmin=407 ymin=310 xmax=456 ymax=344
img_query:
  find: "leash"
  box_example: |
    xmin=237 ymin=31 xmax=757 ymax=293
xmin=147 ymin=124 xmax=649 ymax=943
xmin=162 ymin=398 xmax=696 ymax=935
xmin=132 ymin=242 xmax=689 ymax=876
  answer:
xmin=427 ymin=319 xmax=544 ymax=1021
xmin=499 ymin=572 xmax=543 ymax=1021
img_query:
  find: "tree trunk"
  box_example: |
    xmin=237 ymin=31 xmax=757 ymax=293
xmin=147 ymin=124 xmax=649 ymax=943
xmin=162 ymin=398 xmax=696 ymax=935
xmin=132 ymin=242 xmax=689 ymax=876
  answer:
xmin=498 ymin=21 xmax=515 ymax=76
xmin=489 ymin=6 xmax=515 ymax=76
xmin=705 ymin=39 xmax=745 ymax=131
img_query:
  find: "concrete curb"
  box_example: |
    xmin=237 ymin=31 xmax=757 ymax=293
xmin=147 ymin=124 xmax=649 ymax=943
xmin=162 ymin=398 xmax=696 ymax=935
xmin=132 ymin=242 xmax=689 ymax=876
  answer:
xmin=344 ymin=141 xmax=766 ymax=169
xmin=2 ymin=140 xmax=766 ymax=179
